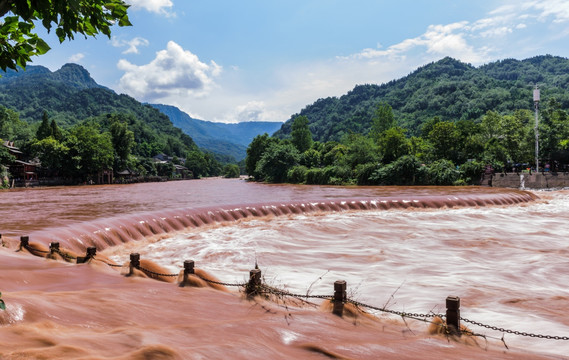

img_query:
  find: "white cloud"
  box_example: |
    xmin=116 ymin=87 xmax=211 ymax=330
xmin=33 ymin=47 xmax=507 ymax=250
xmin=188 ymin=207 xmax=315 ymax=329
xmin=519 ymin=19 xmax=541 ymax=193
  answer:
xmin=126 ymin=0 xmax=174 ymax=16
xmin=69 ymin=53 xmax=85 ymax=62
xmin=118 ymin=0 xmax=569 ymax=124
xmin=488 ymin=0 xmax=569 ymax=24
xmin=212 ymin=101 xmax=285 ymax=123
xmin=233 ymin=101 xmax=266 ymax=123
xmin=111 ymin=37 xmax=150 ymax=54
xmin=117 ymin=41 xmax=221 ymax=101
xmin=346 ymin=21 xmax=486 ymax=64
xmin=195 ymin=55 xmax=414 ymax=123
xmin=531 ymin=0 xmax=569 ymax=23
xmin=480 ymin=26 xmax=513 ymax=38
xmin=209 ymin=0 xmax=569 ymax=124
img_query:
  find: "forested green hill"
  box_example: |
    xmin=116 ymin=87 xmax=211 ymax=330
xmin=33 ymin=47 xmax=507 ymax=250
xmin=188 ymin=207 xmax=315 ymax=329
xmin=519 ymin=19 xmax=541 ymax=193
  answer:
xmin=0 ymin=64 xmax=198 ymax=157
xmin=274 ymin=55 xmax=569 ymax=141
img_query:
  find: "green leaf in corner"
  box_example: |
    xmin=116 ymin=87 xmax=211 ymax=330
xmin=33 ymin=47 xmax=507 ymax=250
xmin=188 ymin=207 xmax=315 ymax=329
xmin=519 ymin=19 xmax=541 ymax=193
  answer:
xmin=34 ymin=38 xmax=51 ymax=55
xmin=0 ymin=292 xmax=5 ymax=310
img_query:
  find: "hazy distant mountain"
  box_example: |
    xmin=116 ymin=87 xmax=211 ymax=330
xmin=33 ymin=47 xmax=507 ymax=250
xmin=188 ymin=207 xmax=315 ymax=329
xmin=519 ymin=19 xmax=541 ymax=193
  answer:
xmin=151 ymin=104 xmax=282 ymax=161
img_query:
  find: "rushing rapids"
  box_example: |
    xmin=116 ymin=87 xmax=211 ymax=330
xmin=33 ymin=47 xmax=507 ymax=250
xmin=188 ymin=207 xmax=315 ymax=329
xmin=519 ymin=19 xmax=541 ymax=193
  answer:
xmin=1 ymin=179 xmax=567 ymax=359
xmin=26 ymin=191 xmax=535 ymax=253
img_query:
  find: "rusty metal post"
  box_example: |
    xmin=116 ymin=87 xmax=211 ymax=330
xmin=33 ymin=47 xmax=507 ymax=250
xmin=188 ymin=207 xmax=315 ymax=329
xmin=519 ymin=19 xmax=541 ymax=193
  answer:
xmin=49 ymin=242 xmax=60 ymax=255
xmin=333 ymin=280 xmax=347 ymax=317
xmin=129 ymin=253 xmax=140 ymax=275
xmin=446 ymin=296 xmax=461 ymax=336
xmin=247 ymin=269 xmax=262 ymax=297
xmin=20 ymin=236 xmax=29 ymax=248
xmin=183 ymin=260 xmax=195 ymax=284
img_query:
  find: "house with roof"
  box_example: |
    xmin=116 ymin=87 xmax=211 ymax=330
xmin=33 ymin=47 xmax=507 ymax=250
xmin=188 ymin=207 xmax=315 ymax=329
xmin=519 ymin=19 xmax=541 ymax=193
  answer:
xmin=2 ymin=141 xmax=39 ymax=183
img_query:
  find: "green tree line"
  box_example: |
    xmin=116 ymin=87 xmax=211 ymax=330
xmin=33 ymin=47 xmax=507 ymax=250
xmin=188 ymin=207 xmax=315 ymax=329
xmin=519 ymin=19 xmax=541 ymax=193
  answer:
xmin=247 ymin=100 xmax=569 ymax=186
xmin=0 ymin=106 xmax=233 ymax=186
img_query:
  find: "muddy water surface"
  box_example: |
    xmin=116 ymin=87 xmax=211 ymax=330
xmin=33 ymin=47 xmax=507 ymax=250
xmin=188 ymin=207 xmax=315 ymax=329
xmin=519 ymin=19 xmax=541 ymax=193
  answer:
xmin=1 ymin=179 xmax=567 ymax=359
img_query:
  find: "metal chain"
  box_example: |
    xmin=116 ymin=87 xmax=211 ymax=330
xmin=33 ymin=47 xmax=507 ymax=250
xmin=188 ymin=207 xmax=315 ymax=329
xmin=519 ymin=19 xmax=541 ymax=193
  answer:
xmin=136 ymin=265 xmax=179 ymax=278
xmin=55 ymin=249 xmax=77 ymax=260
xmin=461 ymin=317 xmax=569 ymax=340
xmin=24 ymin=244 xmax=50 ymax=254
xmin=92 ymin=256 xmax=123 ymax=267
xmin=348 ymin=299 xmax=443 ymax=319
xmin=196 ymin=274 xmax=248 ymax=287
xmin=258 ymin=285 xmax=332 ymax=300
xmin=16 ymin=247 xmax=569 ymax=341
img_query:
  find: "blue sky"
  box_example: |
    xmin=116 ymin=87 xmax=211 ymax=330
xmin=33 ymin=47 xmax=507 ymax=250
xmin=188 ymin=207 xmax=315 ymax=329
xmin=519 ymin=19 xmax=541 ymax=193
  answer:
xmin=29 ymin=0 xmax=569 ymax=123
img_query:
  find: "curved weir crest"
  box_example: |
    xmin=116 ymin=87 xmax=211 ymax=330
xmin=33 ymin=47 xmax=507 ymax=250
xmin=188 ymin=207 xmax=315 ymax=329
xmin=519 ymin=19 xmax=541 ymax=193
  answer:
xmin=28 ymin=191 xmax=537 ymax=252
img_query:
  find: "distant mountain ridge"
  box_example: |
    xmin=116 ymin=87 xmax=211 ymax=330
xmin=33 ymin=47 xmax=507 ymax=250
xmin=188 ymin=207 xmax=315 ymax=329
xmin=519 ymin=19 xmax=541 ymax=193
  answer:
xmin=151 ymin=104 xmax=282 ymax=161
xmin=1 ymin=63 xmax=106 ymax=90
xmin=274 ymin=55 xmax=569 ymax=142
xmin=0 ymin=63 xmax=282 ymax=161
xmin=0 ymin=64 xmax=201 ymax=158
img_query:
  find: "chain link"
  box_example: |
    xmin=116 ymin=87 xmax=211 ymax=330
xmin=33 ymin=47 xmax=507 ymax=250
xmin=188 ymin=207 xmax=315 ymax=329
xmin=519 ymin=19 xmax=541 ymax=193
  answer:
xmin=461 ymin=317 xmax=569 ymax=340
xmin=136 ymin=265 xmax=179 ymax=278
xmin=348 ymin=299 xmax=442 ymax=319
xmin=18 ymin=246 xmax=569 ymax=341
xmin=258 ymin=285 xmax=332 ymax=300
xmin=92 ymin=256 xmax=123 ymax=267
xmin=55 ymin=249 xmax=77 ymax=260
xmin=23 ymin=244 xmax=50 ymax=255
xmin=196 ymin=274 xmax=247 ymax=287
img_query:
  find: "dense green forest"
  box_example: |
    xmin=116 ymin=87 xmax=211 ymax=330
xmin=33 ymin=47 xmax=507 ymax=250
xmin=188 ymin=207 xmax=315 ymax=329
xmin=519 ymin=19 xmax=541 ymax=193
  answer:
xmin=0 ymin=64 xmax=229 ymax=185
xmin=249 ymin=56 xmax=569 ymax=186
xmin=274 ymin=55 xmax=569 ymax=142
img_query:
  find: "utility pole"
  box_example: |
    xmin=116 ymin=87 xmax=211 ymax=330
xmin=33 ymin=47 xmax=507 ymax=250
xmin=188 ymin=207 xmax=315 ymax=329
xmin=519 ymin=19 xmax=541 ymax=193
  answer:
xmin=533 ymin=84 xmax=540 ymax=172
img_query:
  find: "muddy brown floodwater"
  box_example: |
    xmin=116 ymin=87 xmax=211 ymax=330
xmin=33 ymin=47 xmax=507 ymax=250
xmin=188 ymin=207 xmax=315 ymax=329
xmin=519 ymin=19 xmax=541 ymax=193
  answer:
xmin=1 ymin=178 xmax=568 ymax=359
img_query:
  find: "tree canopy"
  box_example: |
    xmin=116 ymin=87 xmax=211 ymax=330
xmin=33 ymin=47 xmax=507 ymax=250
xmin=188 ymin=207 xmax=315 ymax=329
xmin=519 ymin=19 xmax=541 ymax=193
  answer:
xmin=0 ymin=0 xmax=131 ymax=71
xmin=274 ymin=56 xmax=569 ymax=142
xmin=247 ymin=94 xmax=569 ymax=186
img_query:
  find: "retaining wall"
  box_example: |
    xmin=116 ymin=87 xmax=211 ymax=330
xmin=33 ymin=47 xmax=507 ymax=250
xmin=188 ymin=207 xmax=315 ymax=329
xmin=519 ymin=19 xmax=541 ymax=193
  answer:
xmin=492 ymin=172 xmax=569 ymax=189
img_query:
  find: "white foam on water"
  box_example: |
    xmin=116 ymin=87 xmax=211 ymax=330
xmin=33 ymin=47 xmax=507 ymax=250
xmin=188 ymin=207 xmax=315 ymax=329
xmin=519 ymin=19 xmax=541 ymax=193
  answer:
xmin=108 ymin=191 xmax=569 ymax=357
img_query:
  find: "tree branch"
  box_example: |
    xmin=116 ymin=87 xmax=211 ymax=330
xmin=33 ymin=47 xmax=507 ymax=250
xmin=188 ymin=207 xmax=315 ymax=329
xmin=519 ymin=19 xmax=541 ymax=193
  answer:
xmin=0 ymin=0 xmax=15 ymax=19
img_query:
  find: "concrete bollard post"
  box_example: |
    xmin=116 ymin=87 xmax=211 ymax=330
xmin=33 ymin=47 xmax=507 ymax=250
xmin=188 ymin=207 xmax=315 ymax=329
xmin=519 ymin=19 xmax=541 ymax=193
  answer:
xmin=333 ymin=280 xmax=347 ymax=317
xmin=49 ymin=242 xmax=60 ymax=255
xmin=183 ymin=260 xmax=195 ymax=285
xmin=129 ymin=253 xmax=140 ymax=275
xmin=20 ymin=236 xmax=29 ymax=249
xmin=77 ymin=246 xmax=97 ymax=264
xmin=247 ymin=269 xmax=262 ymax=297
xmin=446 ymin=295 xmax=461 ymax=336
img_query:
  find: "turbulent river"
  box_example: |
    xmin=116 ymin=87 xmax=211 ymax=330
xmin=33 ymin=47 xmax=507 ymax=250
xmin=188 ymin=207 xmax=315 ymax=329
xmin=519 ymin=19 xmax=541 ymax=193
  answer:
xmin=1 ymin=178 xmax=568 ymax=359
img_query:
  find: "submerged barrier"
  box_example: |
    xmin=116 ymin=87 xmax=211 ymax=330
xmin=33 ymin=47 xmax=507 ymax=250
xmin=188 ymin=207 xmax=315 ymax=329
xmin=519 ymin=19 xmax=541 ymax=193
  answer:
xmin=25 ymin=191 xmax=538 ymax=254
xmin=13 ymin=235 xmax=569 ymax=345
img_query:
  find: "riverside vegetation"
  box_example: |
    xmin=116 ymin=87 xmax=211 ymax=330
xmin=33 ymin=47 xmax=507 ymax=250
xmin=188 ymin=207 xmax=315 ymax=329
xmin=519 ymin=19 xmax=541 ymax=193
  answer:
xmin=0 ymin=65 xmax=241 ymax=187
xmin=3 ymin=56 xmax=569 ymax=187
xmin=247 ymin=56 xmax=569 ymax=185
